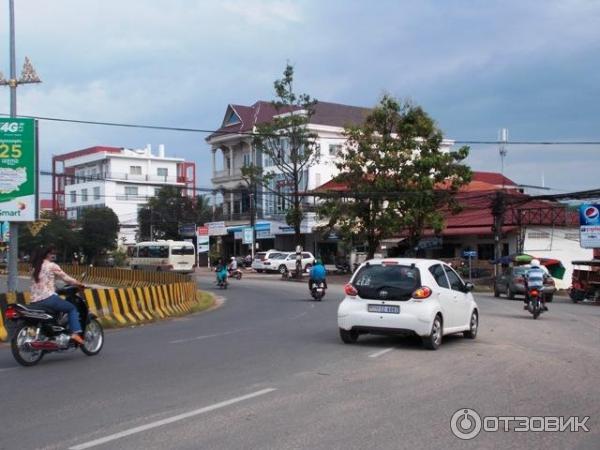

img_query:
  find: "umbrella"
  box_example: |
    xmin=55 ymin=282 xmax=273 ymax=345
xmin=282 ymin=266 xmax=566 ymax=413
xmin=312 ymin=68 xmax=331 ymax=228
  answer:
xmin=514 ymin=254 xmax=534 ymax=264
xmin=539 ymin=258 xmax=566 ymax=280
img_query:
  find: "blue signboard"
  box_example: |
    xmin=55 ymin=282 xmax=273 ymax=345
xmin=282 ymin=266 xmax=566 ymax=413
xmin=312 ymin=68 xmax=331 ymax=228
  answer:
xmin=579 ymin=204 xmax=600 ymax=225
xmin=462 ymin=250 xmax=477 ymax=258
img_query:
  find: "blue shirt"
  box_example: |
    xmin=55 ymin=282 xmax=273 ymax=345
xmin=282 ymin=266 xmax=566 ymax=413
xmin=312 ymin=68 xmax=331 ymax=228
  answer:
xmin=526 ymin=267 xmax=545 ymax=288
xmin=310 ymin=264 xmax=326 ymax=281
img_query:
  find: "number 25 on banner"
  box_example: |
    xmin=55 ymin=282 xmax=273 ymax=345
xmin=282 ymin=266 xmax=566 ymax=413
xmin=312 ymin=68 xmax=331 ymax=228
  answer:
xmin=0 ymin=143 xmax=22 ymax=158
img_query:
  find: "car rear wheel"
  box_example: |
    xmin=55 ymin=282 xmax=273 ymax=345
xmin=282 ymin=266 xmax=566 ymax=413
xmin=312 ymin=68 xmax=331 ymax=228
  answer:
xmin=278 ymin=265 xmax=288 ymax=274
xmin=463 ymin=310 xmax=478 ymax=339
xmin=422 ymin=315 xmax=442 ymax=350
xmin=493 ymin=285 xmax=500 ymax=297
xmin=339 ymin=328 xmax=359 ymax=344
xmin=506 ymin=287 xmax=515 ymax=300
xmin=304 ymin=263 xmax=312 ymax=272
xmin=256 ymin=269 xmax=263 ymax=273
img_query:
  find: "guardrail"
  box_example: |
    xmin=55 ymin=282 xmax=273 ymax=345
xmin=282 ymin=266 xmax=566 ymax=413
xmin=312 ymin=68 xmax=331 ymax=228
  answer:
xmin=1 ymin=263 xmax=191 ymax=287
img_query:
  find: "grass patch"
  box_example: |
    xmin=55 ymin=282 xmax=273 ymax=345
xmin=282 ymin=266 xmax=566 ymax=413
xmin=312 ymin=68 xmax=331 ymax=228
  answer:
xmin=190 ymin=290 xmax=216 ymax=314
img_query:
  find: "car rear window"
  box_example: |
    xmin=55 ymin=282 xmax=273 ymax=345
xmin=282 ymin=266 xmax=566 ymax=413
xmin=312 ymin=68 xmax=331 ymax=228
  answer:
xmin=352 ymin=264 xmax=421 ymax=301
xmin=255 ymin=253 xmax=266 ymax=260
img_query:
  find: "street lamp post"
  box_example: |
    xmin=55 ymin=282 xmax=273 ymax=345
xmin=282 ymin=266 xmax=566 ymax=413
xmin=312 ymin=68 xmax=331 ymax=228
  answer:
xmin=0 ymin=0 xmax=42 ymax=292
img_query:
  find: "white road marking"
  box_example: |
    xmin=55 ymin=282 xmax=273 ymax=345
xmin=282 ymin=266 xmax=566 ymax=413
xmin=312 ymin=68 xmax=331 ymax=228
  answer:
xmin=169 ymin=329 xmax=243 ymax=344
xmin=69 ymin=388 xmax=277 ymax=450
xmin=368 ymin=347 xmax=394 ymax=358
xmin=0 ymin=367 xmax=16 ymax=373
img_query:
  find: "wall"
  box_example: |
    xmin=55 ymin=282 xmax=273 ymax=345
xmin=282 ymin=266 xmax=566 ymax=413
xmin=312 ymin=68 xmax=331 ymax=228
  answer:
xmin=523 ymin=226 xmax=593 ymax=289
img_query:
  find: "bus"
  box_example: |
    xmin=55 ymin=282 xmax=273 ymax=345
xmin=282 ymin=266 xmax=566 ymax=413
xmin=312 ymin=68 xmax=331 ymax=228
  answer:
xmin=128 ymin=241 xmax=196 ymax=273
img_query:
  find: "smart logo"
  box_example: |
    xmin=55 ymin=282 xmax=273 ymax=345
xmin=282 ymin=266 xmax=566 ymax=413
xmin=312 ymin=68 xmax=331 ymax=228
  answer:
xmin=579 ymin=205 xmax=600 ymax=226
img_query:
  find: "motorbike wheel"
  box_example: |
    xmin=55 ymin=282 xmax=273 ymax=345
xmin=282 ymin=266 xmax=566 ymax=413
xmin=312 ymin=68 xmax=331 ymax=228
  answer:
xmin=11 ymin=324 xmax=44 ymax=367
xmin=81 ymin=319 xmax=104 ymax=356
xmin=235 ymin=272 xmax=242 ymax=280
xmin=532 ymin=302 xmax=541 ymax=319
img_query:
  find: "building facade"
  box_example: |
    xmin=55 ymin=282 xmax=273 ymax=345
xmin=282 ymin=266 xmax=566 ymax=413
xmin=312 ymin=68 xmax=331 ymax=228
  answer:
xmin=206 ymin=100 xmax=453 ymax=255
xmin=52 ymin=145 xmax=195 ymax=245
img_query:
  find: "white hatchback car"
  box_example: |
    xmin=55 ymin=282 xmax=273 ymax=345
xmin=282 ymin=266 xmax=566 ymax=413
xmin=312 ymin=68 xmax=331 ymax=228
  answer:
xmin=337 ymin=258 xmax=479 ymax=350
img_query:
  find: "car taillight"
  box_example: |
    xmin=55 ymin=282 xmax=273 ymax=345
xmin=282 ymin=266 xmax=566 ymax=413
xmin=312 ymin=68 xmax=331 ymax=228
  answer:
xmin=5 ymin=306 xmax=19 ymax=320
xmin=515 ymin=276 xmax=525 ymax=283
xmin=344 ymin=283 xmax=358 ymax=297
xmin=412 ymin=286 xmax=432 ymax=300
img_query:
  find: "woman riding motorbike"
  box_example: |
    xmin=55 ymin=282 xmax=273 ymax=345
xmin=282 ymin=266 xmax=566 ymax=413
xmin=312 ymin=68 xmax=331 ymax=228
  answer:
xmin=29 ymin=245 xmax=85 ymax=345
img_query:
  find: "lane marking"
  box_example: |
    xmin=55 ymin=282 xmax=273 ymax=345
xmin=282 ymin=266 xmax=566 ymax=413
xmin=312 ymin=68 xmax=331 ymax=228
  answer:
xmin=368 ymin=347 xmax=394 ymax=358
xmin=169 ymin=329 xmax=243 ymax=344
xmin=0 ymin=367 xmax=17 ymax=373
xmin=69 ymin=388 xmax=277 ymax=450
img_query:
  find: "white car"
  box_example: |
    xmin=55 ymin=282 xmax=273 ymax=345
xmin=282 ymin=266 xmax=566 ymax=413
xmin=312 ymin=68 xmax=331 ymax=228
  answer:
xmin=252 ymin=250 xmax=284 ymax=273
xmin=337 ymin=258 xmax=479 ymax=350
xmin=271 ymin=251 xmax=315 ymax=274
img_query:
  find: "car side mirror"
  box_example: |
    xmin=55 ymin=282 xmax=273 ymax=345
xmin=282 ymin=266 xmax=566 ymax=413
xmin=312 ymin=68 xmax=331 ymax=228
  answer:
xmin=464 ymin=282 xmax=474 ymax=292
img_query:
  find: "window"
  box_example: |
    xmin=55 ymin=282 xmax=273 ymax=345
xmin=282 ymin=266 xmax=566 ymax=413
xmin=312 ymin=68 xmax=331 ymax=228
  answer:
xmin=148 ymin=245 xmax=169 ymax=258
xmin=157 ymin=168 xmax=168 ymax=177
xmin=93 ymin=186 xmax=100 ymax=200
xmin=329 ymin=144 xmax=342 ymax=156
xmin=444 ymin=265 xmax=465 ymax=291
xmin=224 ymin=110 xmax=240 ymax=126
xmin=429 ymin=264 xmax=449 ymax=289
xmin=130 ymin=166 xmax=142 ymax=175
xmin=243 ymin=153 xmax=251 ymax=167
xmin=70 ymin=191 xmax=76 ymax=203
xmin=528 ymin=231 xmax=550 ymax=239
xmin=353 ymin=264 xmax=421 ymax=301
xmin=81 ymin=189 xmax=88 ymax=202
xmin=171 ymin=246 xmax=195 ymax=255
xmin=125 ymin=186 xmax=138 ymax=197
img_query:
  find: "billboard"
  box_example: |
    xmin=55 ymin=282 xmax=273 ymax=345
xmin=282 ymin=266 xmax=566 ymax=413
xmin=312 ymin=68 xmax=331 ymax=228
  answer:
xmin=0 ymin=118 xmax=38 ymax=221
xmin=579 ymin=204 xmax=600 ymax=248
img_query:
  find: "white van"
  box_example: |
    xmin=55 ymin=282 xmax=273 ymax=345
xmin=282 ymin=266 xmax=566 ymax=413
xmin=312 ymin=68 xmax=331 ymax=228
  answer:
xmin=129 ymin=241 xmax=196 ymax=273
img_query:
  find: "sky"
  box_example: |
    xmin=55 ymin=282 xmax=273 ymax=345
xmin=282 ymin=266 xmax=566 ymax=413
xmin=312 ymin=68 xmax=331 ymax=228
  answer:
xmin=1 ymin=0 xmax=599 ymax=198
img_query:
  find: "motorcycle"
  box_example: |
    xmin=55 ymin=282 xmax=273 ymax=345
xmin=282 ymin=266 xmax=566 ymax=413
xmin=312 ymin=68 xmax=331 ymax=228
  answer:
xmin=4 ymin=284 xmax=104 ymax=367
xmin=310 ymin=281 xmax=326 ymax=301
xmin=526 ymin=287 xmax=544 ymax=319
xmin=228 ymin=268 xmax=243 ymax=280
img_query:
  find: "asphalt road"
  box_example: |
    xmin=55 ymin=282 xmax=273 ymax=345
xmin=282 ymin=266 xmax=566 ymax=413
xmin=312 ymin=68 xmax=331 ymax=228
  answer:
xmin=0 ymin=274 xmax=598 ymax=450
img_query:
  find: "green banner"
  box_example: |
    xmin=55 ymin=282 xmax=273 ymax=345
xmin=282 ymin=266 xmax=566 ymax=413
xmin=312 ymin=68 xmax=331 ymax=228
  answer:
xmin=0 ymin=118 xmax=37 ymax=221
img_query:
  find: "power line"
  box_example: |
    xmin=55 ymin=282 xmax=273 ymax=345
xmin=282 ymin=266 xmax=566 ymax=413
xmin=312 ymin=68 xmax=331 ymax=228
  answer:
xmin=3 ymin=112 xmax=600 ymax=145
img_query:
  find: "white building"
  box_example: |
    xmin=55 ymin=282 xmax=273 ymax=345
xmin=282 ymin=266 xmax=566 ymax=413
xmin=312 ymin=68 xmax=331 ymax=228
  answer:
xmin=206 ymin=101 xmax=453 ymax=254
xmin=52 ymin=145 xmax=196 ymax=245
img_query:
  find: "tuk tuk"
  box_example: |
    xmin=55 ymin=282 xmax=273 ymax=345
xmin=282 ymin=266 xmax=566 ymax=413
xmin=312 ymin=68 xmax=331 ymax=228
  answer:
xmin=570 ymin=260 xmax=600 ymax=302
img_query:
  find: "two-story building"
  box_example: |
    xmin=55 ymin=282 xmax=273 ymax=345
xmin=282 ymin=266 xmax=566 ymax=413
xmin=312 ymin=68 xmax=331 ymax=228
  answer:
xmin=206 ymin=100 xmax=454 ymax=254
xmin=52 ymin=145 xmax=195 ymax=245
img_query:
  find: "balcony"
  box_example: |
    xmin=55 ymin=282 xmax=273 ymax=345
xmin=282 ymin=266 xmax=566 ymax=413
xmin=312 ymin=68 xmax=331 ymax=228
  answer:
xmin=64 ymin=172 xmax=184 ymax=185
xmin=211 ymin=168 xmax=243 ymax=183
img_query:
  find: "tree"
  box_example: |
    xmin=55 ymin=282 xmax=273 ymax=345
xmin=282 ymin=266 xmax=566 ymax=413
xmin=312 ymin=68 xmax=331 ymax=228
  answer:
xmin=250 ymin=64 xmax=319 ymax=276
xmin=18 ymin=212 xmax=81 ymax=262
xmin=321 ymin=95 xmax=472 ymax=259
xmin=80 ymin=206 xmax=120 ymax=264
xmin=137 ymin=186 xmax=212 ymax=241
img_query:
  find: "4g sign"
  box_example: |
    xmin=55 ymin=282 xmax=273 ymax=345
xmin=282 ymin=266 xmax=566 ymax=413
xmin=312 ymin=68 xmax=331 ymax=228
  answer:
xmin=0 ymin=118 xmax=38 ymax=222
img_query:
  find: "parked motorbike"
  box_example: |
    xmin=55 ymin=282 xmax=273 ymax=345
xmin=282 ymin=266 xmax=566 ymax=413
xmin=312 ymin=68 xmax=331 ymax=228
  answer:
xmin=310 ymin=282 xmax=326 ymax=301
xmin=526 ymin=287 xmax=544 ymax=319
xmin=335 ymin=261 xmax=352 ymax=275
xmin=4 ymin=285 xmax=104 ymax=367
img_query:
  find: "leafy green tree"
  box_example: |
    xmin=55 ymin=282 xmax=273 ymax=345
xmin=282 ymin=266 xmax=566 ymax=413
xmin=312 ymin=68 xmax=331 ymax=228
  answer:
xmin=321 ymin=95 xmax=472 ymax=259
xmin=79 ymin=206 xmax=119 ymax=264
xmin=250 ymin=64 xmax=319 ymax=250
xmin=18 ymin=212 xmax=81 ymax=262
xmin=137 ymin=186 xmax=212 ymax=241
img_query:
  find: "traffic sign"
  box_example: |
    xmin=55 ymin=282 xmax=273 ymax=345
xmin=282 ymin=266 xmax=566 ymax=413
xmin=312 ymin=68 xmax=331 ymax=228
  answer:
xmin=462 ymin=250 xmax=477 ymax=258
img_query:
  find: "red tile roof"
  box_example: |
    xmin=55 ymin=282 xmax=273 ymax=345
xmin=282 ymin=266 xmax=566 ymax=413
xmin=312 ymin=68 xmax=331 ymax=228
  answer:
xmin=471 ymin=171 xmax=516 ymax=187
xmin=207 ymin=101 xmax=370 ymax=141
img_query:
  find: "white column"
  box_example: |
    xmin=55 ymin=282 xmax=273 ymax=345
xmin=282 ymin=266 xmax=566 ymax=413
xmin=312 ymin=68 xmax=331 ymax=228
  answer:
xmin=229 ymin=147 xmax=234 ymax=176
xmin=230 ymin=192 xmax=234 ymax=220
xmin=211 ymin=148 xmax=216 ymax=176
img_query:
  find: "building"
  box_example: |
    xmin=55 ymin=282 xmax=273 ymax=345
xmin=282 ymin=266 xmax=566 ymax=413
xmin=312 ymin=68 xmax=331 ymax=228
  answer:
xmin=52 ymin=145 xmax=196 ymax=245
xmin=206 ymin=100 xmax=454 ymax=254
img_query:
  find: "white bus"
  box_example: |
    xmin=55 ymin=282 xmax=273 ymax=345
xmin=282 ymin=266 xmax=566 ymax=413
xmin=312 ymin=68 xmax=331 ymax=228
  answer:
xmin=128 ymin=241 xmax=196 ymax=273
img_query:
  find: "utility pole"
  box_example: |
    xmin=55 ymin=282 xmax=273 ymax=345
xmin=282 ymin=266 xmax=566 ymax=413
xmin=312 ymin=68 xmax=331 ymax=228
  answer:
xmin=491 ymin=191 xmax=505 ymax=277
xmin=0 ymin=0 xmax=42 ymax=292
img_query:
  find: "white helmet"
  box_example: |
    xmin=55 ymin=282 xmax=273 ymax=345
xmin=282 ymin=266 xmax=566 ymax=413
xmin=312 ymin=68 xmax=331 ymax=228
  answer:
xmin=230 ymin=257 xmax=235 ymax=260
xmin=530 ymin=259 xmax=540 ymax=267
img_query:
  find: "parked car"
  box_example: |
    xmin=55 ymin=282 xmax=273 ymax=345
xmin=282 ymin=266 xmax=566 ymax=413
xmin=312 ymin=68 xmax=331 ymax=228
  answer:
xmin=494 ymin=266 xmax=556 ymax=302
xmin=251 ymin=250 xmax=284 ymax=273
xmin=337 ymin=258 xmax=479 ymax=350
xmin=273 ymin=251 xmax=315 ymax=274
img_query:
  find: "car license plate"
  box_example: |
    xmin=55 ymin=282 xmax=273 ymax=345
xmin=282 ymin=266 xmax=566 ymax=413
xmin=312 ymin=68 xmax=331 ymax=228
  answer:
xmin=368 ymin=304 xmax=399 ymax=314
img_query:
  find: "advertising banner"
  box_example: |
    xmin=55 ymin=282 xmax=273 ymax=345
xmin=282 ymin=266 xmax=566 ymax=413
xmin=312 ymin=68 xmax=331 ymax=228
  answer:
xmin=205 ymin=221 xmax=227 ymax=236
xmin=197 ymin=234 xmax=209 ymax=253
xmin=0 ymin=118 xmax=37 ymax=222
xmin=243 ymin=227 xmax=253 ymax=244
xmin=579 ymin=204 xmax=600 ymax=248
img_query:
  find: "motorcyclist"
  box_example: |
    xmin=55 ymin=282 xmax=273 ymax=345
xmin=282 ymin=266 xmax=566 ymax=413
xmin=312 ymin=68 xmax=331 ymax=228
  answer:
xmin=524 ymin=259 xmax=548 ymax=311
xmin=309 ymin=259 xmax=327 ymax=291
xmin=30 ymin=245 xmax=85 ymax=345
xmin=215 ymin=258 xmax=228 ymax=286
xmin=228 ymin=256 xmax=238 ymax=272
